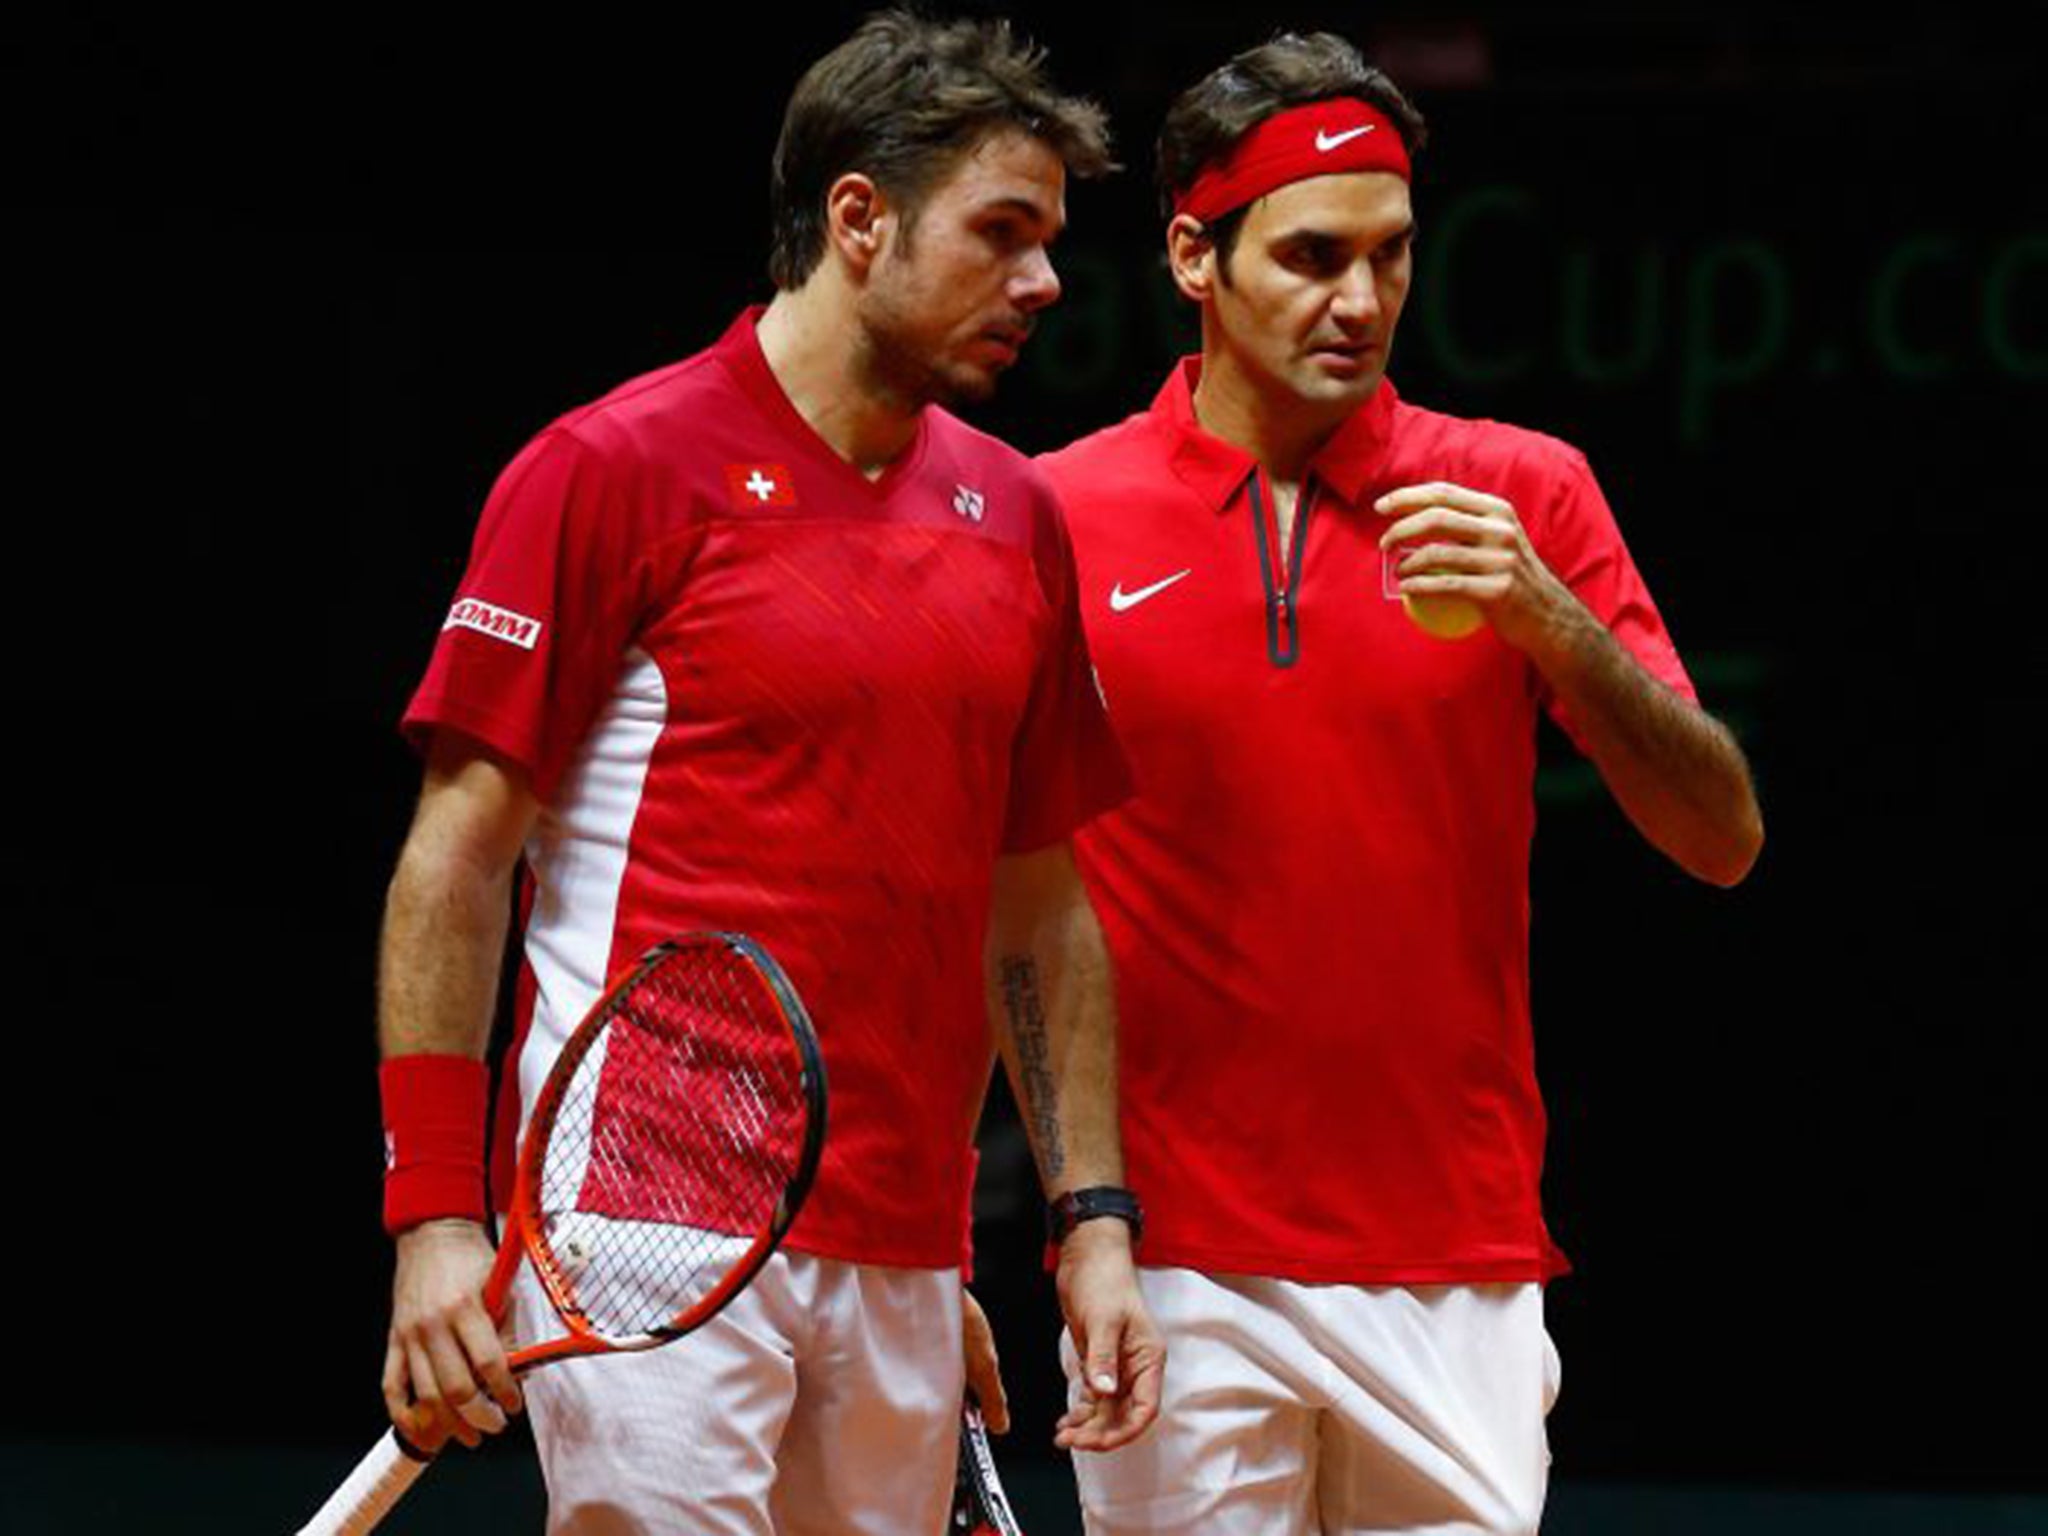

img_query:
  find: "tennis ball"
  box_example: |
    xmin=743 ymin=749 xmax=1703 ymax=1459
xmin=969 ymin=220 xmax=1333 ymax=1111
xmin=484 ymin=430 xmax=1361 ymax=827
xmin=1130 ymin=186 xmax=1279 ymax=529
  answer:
xmin=1401 ymin=591 xmax=1485 ymax=640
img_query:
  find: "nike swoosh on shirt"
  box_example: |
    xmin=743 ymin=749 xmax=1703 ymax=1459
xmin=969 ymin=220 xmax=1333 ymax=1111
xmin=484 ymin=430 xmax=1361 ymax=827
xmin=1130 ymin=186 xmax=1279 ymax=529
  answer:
xmin=1315 ymin=124 xmax=1377 ymax=152
xmin=1109 ymin=570 xmax=1193 ymax=612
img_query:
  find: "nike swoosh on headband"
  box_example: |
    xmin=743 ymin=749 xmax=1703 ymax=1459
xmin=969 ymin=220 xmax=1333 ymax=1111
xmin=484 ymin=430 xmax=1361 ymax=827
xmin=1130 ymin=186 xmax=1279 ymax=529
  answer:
xmin=1315 ymin=124 xmax=1377 ymax=152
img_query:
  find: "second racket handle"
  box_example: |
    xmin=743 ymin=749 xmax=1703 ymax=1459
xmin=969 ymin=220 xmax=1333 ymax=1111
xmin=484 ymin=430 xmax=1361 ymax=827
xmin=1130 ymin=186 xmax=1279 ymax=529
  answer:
xmin=293 ymin=1427 xmax=434 ymax=1536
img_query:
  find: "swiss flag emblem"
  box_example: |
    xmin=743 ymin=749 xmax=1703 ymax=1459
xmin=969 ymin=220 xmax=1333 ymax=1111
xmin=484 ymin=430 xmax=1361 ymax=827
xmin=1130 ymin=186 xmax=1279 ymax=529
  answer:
xmin=725 ymin=462 xmax=798 ymax=509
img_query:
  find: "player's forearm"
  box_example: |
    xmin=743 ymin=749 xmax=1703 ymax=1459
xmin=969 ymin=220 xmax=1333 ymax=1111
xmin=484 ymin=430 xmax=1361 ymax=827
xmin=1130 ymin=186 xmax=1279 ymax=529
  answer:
xmin=378 ymin=746 xmax=539 ymax=1060
xmin=376 ymin=753 xmax=538 ymax=1245
xmin=1532 ymin=605 xmax=1764 ymax=887
xmin=377 ymin=830 xmax=520 ymax=1060
xmin=985 ymin=847 xmax=1125 ymax=1197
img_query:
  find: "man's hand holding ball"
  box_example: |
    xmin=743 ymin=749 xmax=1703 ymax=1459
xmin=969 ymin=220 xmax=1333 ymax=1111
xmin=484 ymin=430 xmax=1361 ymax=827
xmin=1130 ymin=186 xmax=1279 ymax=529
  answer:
xmin=1375 ymin=482 xmax=1579 ymax=652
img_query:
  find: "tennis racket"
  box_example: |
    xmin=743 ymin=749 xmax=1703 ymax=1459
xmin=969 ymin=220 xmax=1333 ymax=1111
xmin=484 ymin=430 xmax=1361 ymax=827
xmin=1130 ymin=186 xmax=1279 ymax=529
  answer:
xmin=295 ymin=931 xmax=827 ymax=1536
xmin=950 ymin=1390 xmax=1025 ymax=1535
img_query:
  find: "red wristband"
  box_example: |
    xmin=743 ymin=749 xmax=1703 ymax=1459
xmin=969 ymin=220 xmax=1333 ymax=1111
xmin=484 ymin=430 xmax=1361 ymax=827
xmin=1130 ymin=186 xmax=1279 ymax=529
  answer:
xmin=380 ymin=1054 xmax=490 ymax=1235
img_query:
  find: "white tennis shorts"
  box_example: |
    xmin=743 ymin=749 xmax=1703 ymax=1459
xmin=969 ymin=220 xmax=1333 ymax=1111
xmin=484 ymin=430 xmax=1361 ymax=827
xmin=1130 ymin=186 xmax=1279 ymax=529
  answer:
xmin=511 ymin=1249 xmax=963 ymax=1534
xmin=1067 ymin=1269 xmax=1559 ymax=1536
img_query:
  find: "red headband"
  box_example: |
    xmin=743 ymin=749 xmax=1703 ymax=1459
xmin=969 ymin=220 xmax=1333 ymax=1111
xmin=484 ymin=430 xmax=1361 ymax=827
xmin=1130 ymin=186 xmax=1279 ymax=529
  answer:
xmin=1173 ymin=98 xmax=1410 ymax=224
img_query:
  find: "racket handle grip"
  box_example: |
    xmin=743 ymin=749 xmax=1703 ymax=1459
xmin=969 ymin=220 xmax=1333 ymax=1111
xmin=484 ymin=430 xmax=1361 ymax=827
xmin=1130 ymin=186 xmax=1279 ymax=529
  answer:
xmin=294 ymin=1427 xmax=434 ymax=1536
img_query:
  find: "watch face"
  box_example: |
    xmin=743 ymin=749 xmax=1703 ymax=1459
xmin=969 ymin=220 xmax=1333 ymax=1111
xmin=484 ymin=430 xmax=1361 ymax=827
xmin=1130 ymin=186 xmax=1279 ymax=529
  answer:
xmin=1050 ymin=1186 xmax=1143 ymax=1243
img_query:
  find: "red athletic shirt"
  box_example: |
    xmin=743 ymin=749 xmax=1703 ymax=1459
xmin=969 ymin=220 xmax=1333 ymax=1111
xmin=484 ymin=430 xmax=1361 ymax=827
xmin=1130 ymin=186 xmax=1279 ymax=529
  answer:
xmin=1040 ymin=361 xmax=1695 ymax=1283
xmin=404 ymin=310 xmax=1129 ymax=1269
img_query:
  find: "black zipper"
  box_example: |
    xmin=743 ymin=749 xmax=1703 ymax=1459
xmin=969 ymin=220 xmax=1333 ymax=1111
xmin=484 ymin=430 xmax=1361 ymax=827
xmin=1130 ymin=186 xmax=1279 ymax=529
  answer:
xmin=1247 ymin=472 xmax=1317 ymax=668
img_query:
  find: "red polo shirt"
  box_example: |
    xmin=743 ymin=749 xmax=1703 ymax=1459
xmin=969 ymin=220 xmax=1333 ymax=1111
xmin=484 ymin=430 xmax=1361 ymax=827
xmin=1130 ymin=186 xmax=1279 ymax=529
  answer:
xmin=405 ymin=310 xmax=1129 ymax=1268
xmin=1041 ymin=362 xmax=1695 ymax=1282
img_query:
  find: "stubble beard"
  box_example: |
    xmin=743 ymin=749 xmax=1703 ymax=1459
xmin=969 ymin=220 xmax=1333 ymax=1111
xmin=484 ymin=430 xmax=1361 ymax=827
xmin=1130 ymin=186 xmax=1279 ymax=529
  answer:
xmin=854 ymin=290 xmax=996 ymax=415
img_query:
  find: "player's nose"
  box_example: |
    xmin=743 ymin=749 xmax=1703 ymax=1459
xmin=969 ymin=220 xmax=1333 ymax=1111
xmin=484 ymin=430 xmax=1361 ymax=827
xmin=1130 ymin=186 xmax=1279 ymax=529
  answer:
xmin=1330 ymin=260 xmax=1381 ymax=327
xmin=1012 ymin=245 xmax=1061 ymax=312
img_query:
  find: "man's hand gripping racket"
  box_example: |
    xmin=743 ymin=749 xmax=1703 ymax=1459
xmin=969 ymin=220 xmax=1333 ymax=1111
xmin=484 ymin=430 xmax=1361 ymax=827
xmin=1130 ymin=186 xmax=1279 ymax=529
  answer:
xmin=295 ymin=932 xmax=826 ymax=1536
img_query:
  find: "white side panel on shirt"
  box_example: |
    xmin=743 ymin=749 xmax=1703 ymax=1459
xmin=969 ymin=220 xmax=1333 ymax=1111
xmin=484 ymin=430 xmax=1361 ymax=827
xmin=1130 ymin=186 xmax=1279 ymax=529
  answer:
xmin=517 ymin=647 xmax=667 ymax=1146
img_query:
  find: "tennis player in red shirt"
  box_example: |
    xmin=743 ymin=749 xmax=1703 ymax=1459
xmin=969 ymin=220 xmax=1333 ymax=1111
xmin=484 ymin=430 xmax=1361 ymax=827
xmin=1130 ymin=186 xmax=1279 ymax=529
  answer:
xmin=1041 ymin=33 xmax=1763 ymax=1535
xmin=371 ymin=13 xmax=1162 ymax=1532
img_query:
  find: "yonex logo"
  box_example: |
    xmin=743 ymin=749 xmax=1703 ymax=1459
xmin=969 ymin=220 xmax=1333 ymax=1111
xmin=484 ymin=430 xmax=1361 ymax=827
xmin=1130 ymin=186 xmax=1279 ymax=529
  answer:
xmin=1315 ymin=124 xmax=1376 ymax=152
xmin=444 ymin=597 xmax=543 ymax=650
xmin=953 ymin=485 xmax=986 ymax=523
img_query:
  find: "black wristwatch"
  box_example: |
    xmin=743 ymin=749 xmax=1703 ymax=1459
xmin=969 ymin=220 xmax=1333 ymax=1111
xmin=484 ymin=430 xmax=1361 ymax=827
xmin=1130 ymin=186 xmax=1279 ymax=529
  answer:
xmin=1047 ymin=1185 xmax=1144 ymax=1246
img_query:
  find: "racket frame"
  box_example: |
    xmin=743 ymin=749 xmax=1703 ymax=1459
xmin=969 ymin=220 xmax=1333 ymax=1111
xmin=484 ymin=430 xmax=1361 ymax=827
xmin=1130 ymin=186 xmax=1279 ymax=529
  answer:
xmin=955 ymin=1392 xmax=1025 ymax=1536
xmin=484 ymin=932 xmax=828 ymax=1372
xmin=294 ymin=931 xmax=826 ymax=1536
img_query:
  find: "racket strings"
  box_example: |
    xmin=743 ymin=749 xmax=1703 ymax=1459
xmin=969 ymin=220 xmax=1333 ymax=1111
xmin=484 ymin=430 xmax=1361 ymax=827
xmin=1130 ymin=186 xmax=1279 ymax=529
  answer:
xmin=532 ymin=945 xmax=811 ymax=1342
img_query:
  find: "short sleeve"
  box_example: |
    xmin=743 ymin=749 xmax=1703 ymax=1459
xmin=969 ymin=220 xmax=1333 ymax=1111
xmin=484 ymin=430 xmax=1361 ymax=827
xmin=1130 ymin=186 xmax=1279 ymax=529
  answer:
xmin=1532 ymin=449 xmax=1699 ymax=747
xmin=1000 ymin=487 xmax=1133 ymax=854
xmin=402 ymin=427 xmax=656 ymax=801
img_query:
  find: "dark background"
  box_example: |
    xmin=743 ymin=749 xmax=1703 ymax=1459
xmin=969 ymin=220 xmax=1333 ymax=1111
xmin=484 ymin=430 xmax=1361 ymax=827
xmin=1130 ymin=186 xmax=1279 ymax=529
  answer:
xmin=6 ymin=0 xmax=2042 ymax=1524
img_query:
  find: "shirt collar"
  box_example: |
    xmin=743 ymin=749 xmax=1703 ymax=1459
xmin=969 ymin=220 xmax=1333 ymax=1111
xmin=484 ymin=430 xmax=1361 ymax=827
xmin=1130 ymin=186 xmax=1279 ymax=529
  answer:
xmin=713 ymin=304 xmax=784 ymax=412
xmin=713 ymin=304 xmax=929 ymax=493
xmin=1152 ymin=355 xmax=1400 ymax=512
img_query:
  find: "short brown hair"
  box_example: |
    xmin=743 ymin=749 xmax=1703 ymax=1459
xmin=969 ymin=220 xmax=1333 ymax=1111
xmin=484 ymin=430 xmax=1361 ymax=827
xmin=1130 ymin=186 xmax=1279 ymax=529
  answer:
xmin=768 ymin=9 xmax=1116 ymax=290
xmin=1158 ymin=33 xmax=1426 ymax=272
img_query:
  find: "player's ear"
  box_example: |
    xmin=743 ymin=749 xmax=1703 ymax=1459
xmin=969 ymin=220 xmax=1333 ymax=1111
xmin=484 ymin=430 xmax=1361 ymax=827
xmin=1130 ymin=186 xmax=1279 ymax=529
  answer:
xmin=1166 ymin=214 xmax=1216 ymax=303
xmin=826 ymin=173 xmax=891 ymax=275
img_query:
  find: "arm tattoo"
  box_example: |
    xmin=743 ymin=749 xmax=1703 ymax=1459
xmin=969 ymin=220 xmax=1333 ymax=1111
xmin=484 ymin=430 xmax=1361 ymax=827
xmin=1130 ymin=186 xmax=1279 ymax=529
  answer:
xmin=999 ymin=955 xmax=1065 ymax=1182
